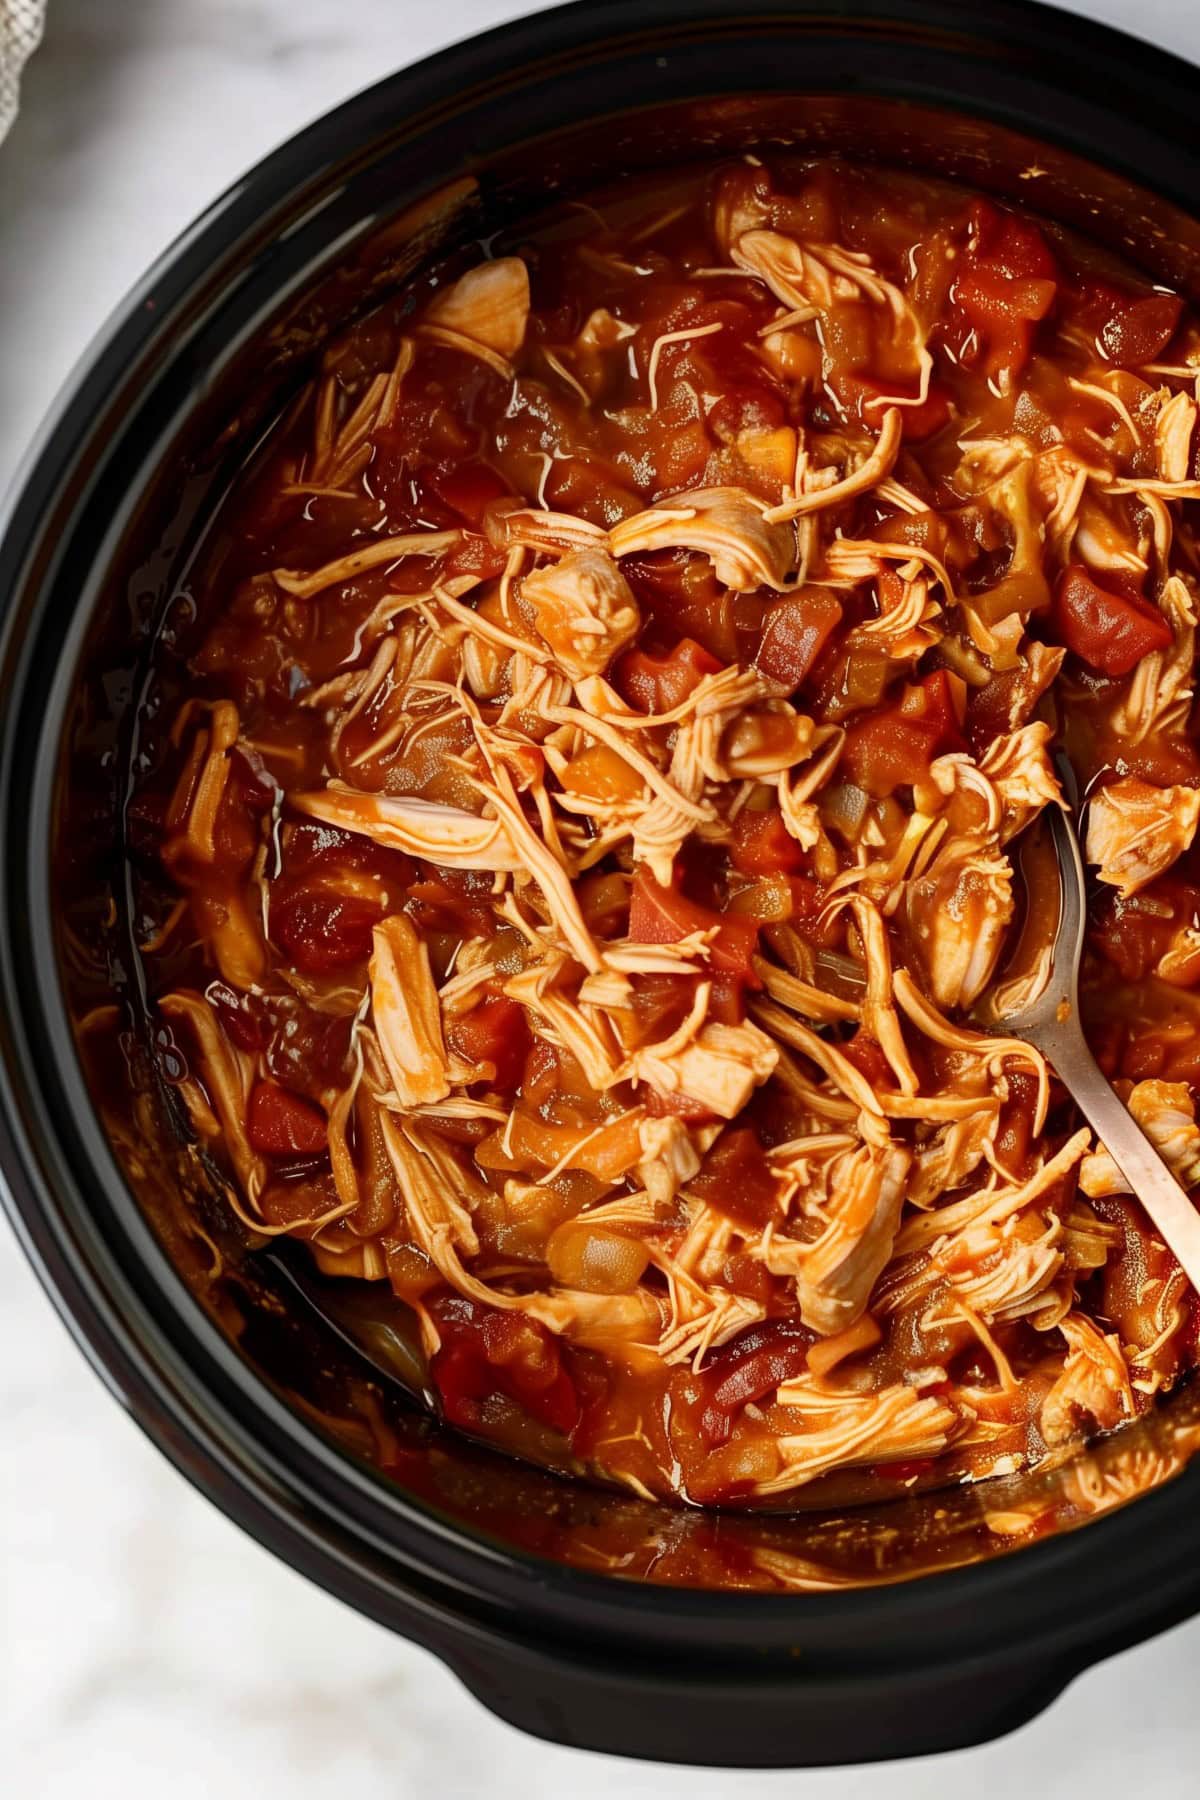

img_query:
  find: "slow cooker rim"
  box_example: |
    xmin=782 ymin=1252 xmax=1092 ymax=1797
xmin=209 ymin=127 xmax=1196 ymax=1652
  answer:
xmin=4 ymin=0 xmax=1200 ymax=1668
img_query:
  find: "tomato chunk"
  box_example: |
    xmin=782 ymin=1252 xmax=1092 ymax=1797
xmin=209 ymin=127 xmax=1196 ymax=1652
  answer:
xmin=615 ymin=637 xmax=723 ymax=713
xmin=691 ymin=1127 xmax=781 ymax=1231
xmin=840 ymin=1030 xmax=897 ymax=1092
xmin=754 ymin=587 xmax=843 ymax=688
xmin=629 ymin=867 xmax=761 ymax=982
xmin=424 ymin=460 xmax=511 ymax=527
xmin=446 ymin=996 xmax=530 ymax=1092
xmin=1074 ymin=279 xmax=1183 ymax=367
xmin=729 ymin=807 xmax=806 ymax=876
xmin=698 ymin=1318 xmax=816 ymax=1445
xmin=841 ymin=668 xmax=967 ymax=796
xmin=429 ymin=1292 xmax=580 ymax=1436
xmin=1053 ymin=563 xmax=1173 ymax=677
xmin=946 ymin=200 xmax=1058 ymax=384
xmin=272 ymin=888 xmax=382 ymax=972
xmin=247 ymin=1081 xmax=328 ymax=1156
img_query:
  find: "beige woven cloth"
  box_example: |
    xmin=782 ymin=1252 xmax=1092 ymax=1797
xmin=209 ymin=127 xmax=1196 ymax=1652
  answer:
xmin=0 ymin=0 xmax=44 ymax=143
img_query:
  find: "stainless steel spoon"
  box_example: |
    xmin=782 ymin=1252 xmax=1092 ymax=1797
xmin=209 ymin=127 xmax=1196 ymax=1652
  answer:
xmin=983 ymin=792 xmax=1200 ymax=1292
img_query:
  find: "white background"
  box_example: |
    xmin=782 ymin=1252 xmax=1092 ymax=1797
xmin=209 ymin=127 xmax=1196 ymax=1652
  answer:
xmin=3 ymin=3 xmax=1200 ymax=1794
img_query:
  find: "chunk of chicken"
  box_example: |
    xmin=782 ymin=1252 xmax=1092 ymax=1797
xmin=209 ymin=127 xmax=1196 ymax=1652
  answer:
xmin=520 ymin=548 xmax=640 ymax=680
xmin=159 ymin=989 xmax=265 ymax=1204
xmin=905 ymin=833 xmax=1014 ymax=1010
xmin=1040 ymin=1314 xmax=1134 ymax=1447
xmin=1085 ymin=776 xmax=1200 ymax=898
xmin=525 ymin=1285 xmax=663 ymax=1350
xmin=908 ymin=1112 xmax=994 ymax=1209
xmin=733 ymin=230 xmax=867 ymax=314
xmin=608 ymin=486 xmax=795 ymax=591
xmin=637 ymin=1115 xmax=702 ymax=1205
xmin=753 ymin=1376 xmax=962 ymax=1495
xmin=934 ymin=1209 xmax=1065 ymax=1326
xmin=421 ymin=257 xmax=530 ymax=371
xmin=977 ymin=722 xmax=1063 ymax=844
xmin=369 ymin=916 xmax=452 ymax=1107
xmin=1156 ymin=390 xmax=1196 ymax=485
xmin=569 ymin=307 xmax=640 ymax=396
xmin=162 ymin=701 xmax=240 ymax=868
xmin=630 ymin=1019 xmax=779 ymax=1120
xmin=767 ymin=1141 xmax=911 ymax=1336
xmin=293 ymin=783 xmax=524 ymax=870
xmin=1080 ymin=1079 xmax=1200 ymax=1197
xmin=1109 ymin=574 xmax=1196 ymax=744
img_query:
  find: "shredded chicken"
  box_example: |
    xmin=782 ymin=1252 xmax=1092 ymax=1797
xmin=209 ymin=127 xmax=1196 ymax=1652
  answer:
xmin=419 ymin=256 xmax=531 ymax=374
xmin=1040 ymin=1316 xmax=1135 ymax=1447
xmin=608 ymin=487 xmax=795 ymax=590
xmin=1080 ymin=1081 xmax=1200 ymax=1197
xmin=521 ymin=548 xmax=640 ymax=679
xmin=136 ymin=155 xmax=1200 ymax=1509
xmin=370 ymin=916 xmax=453 ymax=1107
xmin=1086 ymin=776 xmax=1200 ymax=897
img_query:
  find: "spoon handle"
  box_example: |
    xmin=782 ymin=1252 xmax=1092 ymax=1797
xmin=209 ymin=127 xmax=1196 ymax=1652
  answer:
xmin=1051 ymin=1025 xmax=1200 ymax=1283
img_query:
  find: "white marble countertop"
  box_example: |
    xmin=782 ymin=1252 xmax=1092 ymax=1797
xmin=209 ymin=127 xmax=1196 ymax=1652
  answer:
xmin=4 ymin=2 xmax=1200 ymax=1793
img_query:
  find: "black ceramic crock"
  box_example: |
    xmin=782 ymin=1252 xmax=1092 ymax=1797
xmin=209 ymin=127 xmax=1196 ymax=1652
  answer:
xmin=6 ymin=0 xmax=1200 ymax=1768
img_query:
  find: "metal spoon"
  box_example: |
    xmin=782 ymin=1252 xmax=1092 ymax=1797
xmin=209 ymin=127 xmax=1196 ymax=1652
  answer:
xmin=983 ymin=791 xmax=1200 ymax=1292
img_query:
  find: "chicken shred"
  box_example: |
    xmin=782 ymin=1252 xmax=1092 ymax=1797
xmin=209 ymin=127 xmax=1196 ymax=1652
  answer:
xmin=1085 ymin=776 xmax=1200 ymax=897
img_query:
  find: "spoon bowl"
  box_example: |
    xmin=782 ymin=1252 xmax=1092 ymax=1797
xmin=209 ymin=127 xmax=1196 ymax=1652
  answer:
xmin=984 ymin=793 xmax=1200 ymax=1292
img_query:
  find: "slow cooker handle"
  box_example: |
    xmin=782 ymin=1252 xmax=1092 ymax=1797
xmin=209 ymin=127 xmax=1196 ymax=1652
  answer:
xmin=440 ymin=1636 xmax=1076 ymax=1766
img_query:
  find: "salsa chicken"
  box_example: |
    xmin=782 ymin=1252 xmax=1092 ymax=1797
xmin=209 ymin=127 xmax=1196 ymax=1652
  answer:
xmin=128 ymin=156 xmax=1200 ymax=1507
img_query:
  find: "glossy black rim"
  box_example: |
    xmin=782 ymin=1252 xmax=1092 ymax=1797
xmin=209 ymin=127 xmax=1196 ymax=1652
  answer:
xmin=3 ymin=0 xmax=1200 ymax=1686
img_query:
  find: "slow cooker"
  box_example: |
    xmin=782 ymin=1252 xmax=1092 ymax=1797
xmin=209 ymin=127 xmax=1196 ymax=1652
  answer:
xmin=5 ymin=0 xmax=1200 ymax=1766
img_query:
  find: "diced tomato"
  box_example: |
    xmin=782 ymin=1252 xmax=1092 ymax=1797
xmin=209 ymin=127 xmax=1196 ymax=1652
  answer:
xmin=247 ymin=1080 xmax=328 ymax=1157
xmin=272 ymin=888 xmax=383 ymax=972
xmin=446 ymin=996 xmax=530 ymax=1092
xmin=230 ymin=749 xmax=277 ymax=815
xmin=841 ymin=713 xmax=931 ymax=797
xmin=698 ymin=1318 xmax=816 ymax=1445
xmin=691 ymin=1127 xmax=781 ymax=1231
xmin=945 ymin=200 xmax=1058 ymax=384
xmin=1074 ymin=279 xmax=1183 ymax=368
xmin=615 ymin=637 xmax=723 ymax=713
xmin=991 ymin=1067 xmax=1040 ymax=1175
xmin=972 ymin=201 xmax=1058 ymax=282
xmin=888 ymin=382 xmax=954 ymax=442
xmin=428 ymin=1292 xmax=581 ymax=1436
xmin=423 ymin=460 xmax=511 ymax=527
xmin=841 ymin=668 xmax=967 ymax=796
xmin=441 ymin=533 xmax=509 ymax=580
xmin=839 ymin=1030 xmax=896 ymax=1092
xmin=787 ymin=874 xmax=826 ymax=926
xmin=854 ymin=376 xmax=954 ymax=442
xmin=208 ymin=980 xmax=269 ymax=1052
xmin=1052 ymin=563 xmax=1173 ymax=677
xmin=719 ymin=1253 xmax=773 ymax=1304
xmin=729 ymin=807 xmax=806 ymax=876
xmin=406 ymin=867 xmax=495 ymax=938
xmin=754 ymin=588 xmax=843 ymax=689
xmin=629 ymin=867 xmax=761 ymax=982
xmin=706 ymin=383 xmax=787 ymax=442
xmin=281 ymin=821 xmax=413 ymax=887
